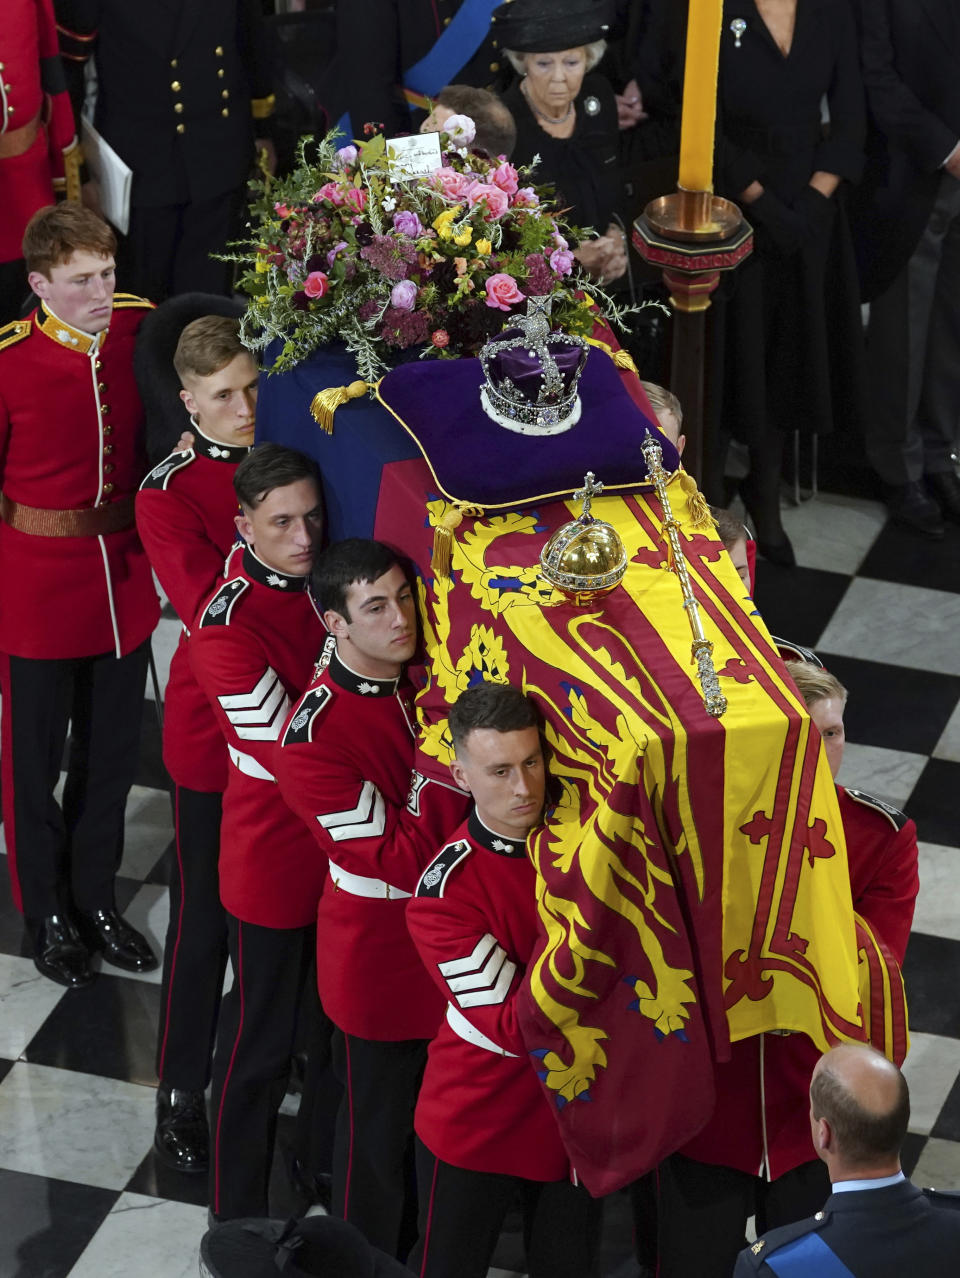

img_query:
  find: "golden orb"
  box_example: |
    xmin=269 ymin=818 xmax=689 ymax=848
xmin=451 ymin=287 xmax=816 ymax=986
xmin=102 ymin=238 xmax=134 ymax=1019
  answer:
xmin=540 ymin=472 xmax=627 ymax=605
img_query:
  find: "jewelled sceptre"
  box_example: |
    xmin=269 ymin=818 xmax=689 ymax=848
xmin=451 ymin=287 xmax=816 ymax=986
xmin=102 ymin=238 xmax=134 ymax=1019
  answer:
xmin=641 ymin=431 xmax=727 ymax=719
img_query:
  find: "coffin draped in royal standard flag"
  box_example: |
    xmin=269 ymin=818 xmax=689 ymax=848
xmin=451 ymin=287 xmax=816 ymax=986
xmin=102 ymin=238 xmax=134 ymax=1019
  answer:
xmin=255 ymin=330 xmax=907 ymax=1196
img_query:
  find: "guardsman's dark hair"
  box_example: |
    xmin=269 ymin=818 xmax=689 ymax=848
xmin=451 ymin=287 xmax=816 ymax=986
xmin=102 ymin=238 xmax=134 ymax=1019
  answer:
xmin=233 ymin=443 xmax=321 ymax=511
xmin=312 ymin=539 xmax=405 ymax=620
xmin=449 ymin=683 xmax=539 ymax=753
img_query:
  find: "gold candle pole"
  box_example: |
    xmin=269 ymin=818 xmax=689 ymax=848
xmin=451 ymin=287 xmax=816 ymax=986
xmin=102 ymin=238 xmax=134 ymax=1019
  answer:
xmin=642 ymin=431 xmax=727 ymax=719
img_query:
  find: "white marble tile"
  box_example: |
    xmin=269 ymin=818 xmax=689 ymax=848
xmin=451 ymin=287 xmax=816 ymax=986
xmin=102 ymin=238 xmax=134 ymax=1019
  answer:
xmin=835 ymin=743 xmax=928 ymax=811
xmin=119 ymin=785 xmax=173 ymax=881
xmin=0 ymin=954 xmax=68 ymax=1059
xmin=816 ymin=579 xmax=960 ymax=677
xmin=145 ymin=617 xmax=182 ymax=702
xmin=780 ymin=493 xmax=887 ymax=577
xmin=0 ymin=1062 xmax=154 ymax=1189
xmin=933 ymin=700 xmax=960 ymax=764
xmin=912 ymin=843 xmax=960 ymax=942
xmin=902 ymin=1033 xmax=960 ymax=1135
xmin=67 ymin=1192 xmax=207 ymax=1278
xmin=91 ymin=884 xmax=168 ymax=987
xmin=910 ymin=1137 xmax=960 ymax=1192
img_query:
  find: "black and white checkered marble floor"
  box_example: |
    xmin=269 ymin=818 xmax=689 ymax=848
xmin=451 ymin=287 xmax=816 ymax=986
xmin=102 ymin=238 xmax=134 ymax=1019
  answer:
xmin=0 ymin=489 xmax=957 ymax=1278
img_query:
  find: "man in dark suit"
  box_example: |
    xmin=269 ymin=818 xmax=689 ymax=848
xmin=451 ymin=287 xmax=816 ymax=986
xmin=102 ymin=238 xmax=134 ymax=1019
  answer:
xmin=855 ymin=1 xmax=960 ymax=538
xmin=55 ymin=0 xmax=276 ymax=301
xmin=735 ymin=1044 xmax=960 ymax=1277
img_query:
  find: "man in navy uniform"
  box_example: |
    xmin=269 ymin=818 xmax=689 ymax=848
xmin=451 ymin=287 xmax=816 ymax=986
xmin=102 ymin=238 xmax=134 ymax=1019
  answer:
xmin=736 ymin=1043 xmax=960 ymax=1277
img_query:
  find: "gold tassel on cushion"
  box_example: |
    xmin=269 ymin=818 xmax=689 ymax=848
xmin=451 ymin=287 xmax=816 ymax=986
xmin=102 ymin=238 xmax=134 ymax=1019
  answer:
xmin=309 ymin=381 xmax=368 ymax=434
xmin=679 ymin=471 xmax=716 ymax=531
xmin=431 ymin=506 xmax=465 ymax=578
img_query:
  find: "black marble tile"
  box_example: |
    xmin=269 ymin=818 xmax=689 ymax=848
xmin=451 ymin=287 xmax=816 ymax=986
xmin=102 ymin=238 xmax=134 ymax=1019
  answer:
xmin=902 ymin=933 xmax=960 ymax=1039
xmin=0 ymin=1168 xmax=118 ymax=1278
xmin=752 ymin=566 xmax=852 ymax=654
xmin=906 ymin=759 xmax=960 ymax=847
xmin=113 ymin=875 xmax=144 ymax=915
xmin=900 ymin=1131 xmax=928 ymax=1179
xmin=126 ymin=1148 xmax=209 ymax=1209
xmin=858 ymin=519 xmax=960 ymax=595
xmin=144 ymin=839 xmax=175 ymax=888
xmin=931 ymin=1070 xmax=960 ymax=1144
xmin=815 ymin=654 xmax=960 ymax=757
xmin=0 ymin=1057 xmax=14 ymax=1086
xmin=23 ymin=972 xmax=161 ymax=1086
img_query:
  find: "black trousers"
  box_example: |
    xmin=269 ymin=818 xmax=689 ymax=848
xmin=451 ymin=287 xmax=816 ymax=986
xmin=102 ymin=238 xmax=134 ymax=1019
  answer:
xmin=121 ymin=191 xmax=240 ymax=302
xmin=408 ymin=1139 xmax=603 ymax=1278
xmin=156 ymin=785 xmax=228 ymax=1093
xmin=209 ymin=913 xmax=315 ymax=1220
xmin=331 ymin=1030 xmax=427 ymax=1257
xmin=0 ymin=643 xmax=149 ymax=919
xmin=655 ymin=1153 xmax=831 ymax=1278
xmin=0 ymin=257 xmax=29 ymax=324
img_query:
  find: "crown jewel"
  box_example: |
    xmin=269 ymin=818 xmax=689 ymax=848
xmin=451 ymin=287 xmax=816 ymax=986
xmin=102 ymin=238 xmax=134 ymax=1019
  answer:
xmin=479 ymin=298 xmax=589 ymax=435
xmin=540 ymin=472 xmax=628 ymax=604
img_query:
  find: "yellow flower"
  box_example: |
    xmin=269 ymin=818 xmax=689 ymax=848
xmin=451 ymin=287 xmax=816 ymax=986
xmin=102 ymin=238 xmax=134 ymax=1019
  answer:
xmin=453 ymin=226 xmax=473 ymax=247
xmin=475 ymin=238 xmax=492 ymax=256
xmin=255 ymin=250 xmax=272 ymax=273
xmin=432 ymin=206 xmax=461 ymax=241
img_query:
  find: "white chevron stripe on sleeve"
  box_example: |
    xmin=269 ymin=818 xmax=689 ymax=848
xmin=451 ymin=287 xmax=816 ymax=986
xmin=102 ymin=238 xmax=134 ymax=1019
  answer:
xmin=316 ymin=780 xmax=387 ymax=842
xmin=218 ymin=668 xmax=291 ymax=742
xmin=437 ymin=932 xmax=517 ymax=1008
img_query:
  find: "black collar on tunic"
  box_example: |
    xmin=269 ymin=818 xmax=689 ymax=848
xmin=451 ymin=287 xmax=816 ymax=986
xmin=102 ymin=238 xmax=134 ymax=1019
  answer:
xmin=191 ymin=417 xmax=251 ymax=464
xmin=327 ymin=647 xmax=400 ymax=698
xmin=242 ymin=546 xmax=309 ymax=592
xmin=469 ymin=808 xmax=529 ymax=858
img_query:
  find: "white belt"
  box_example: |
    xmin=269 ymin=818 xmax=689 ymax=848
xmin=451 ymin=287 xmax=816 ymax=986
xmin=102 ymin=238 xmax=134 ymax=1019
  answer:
xmin=228 ymin=745 xmax=275 ymax=782
xmin=328 ymin=861 xmax=411 ymax=900
xmin=446 ymin=1002 xmax=519 ymax=1058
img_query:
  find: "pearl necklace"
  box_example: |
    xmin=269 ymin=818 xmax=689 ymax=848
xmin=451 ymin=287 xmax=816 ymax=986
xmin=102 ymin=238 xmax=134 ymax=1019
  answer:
xmin=521 ymin=78 xmax=574 ymax=126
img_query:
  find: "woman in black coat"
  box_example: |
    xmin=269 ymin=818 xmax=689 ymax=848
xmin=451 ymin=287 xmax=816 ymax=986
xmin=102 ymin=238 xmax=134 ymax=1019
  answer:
xmin=716 ymin=0 xmax=866 ymax=562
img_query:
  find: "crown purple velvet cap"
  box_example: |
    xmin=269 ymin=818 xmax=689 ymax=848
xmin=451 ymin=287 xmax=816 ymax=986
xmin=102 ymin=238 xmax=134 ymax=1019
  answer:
xmin=376 ymin=347 xmax=681 ymax=508
xmin=482 ymin=324 xmax=588 ymax=426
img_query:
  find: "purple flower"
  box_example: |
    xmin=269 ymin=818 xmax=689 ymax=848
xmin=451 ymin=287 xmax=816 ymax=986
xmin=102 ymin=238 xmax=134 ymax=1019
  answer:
xmin=524 ymin=253 xmax=554 ymax=296
xmin=335 ymin=144 xmax=359 ymax=167
xmin=360 ymin=233 xmax=417 ymax=280
xmin=392 ymin=210 xmax=423 ymax=238
xmin=326 ymin=240 xmax=348 ymax=267
xmin=549 ymin=248 xmax=575 ymax=276
xmin=390 ymin=279 xmax=418 ymax=311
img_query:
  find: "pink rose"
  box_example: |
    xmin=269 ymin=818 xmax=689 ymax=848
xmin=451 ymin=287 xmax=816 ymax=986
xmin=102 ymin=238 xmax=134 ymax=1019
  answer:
xmin=434 ymin=167 xmax=469 ymax=200
xmin=314 ymin=182 xmax=345 ymax=207
xmin=335 ymin=144 xmax=358 ymax=167
xmin=432 ymin=329 xmax=450 ymax=348
xmin=513 ymin=186 xmax=540 ymax=209
xmin=465 ymin=181 xmax=509 ymax=219
xmin=491 ymin=162 xmax=519 ymax=195
xmin=344 ymin=187 xmax=368 ymax=213
xmin=303 ymin=271 xmax=329 ymax=299
xmin=273 ymin=202 xmax=292 ymax=218
xmin=484 ymin=272 xmax=525 ymax=311
xmin=549 ymin=248 xmax=574 ymax=276
xmin=390 ymin=279 xmax=418 ymax=311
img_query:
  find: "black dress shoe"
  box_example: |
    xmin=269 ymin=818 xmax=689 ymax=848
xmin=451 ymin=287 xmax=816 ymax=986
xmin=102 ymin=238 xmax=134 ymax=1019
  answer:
xmin=739 ymin=475 xmax=797 ymax=567
xmin=927 ymin=470 xmax=960 ymax=524
xmin=154 ymin=1087 xmax=209 ymax=1173
xmin=76 ymin=908 xmax=159 ymax=972
xmin=29 ymin=914 xmax=94 ymax=988
xmin=289 ymin=1154 xmax=334 ymax=1213
xmin=888 ymin=480 xmax=945 ymax=538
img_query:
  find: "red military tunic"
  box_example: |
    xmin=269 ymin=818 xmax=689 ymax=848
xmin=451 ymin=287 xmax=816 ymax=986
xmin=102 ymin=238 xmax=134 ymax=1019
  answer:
xmin=1 ymin=0 xmax=80 ymax=264
xmin=681 ymin=785 xmax=919 ymax=1179
xmin=0 ymin=297 xmax=159 ymax=658
xmin=189 ymin=544 xmax=328 ymax=927
xmin=407 ymin=809 xmax=572 ymax=1182
xmin=275 ymin=645 xmax=467 ymax=1042
xmin=135 ymin=426 xmax=248 ymax=792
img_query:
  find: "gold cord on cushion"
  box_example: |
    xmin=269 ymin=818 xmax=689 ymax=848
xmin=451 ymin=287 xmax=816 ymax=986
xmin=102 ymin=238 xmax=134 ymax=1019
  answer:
xmin=309 ymin=381 xmax=369 ymax=434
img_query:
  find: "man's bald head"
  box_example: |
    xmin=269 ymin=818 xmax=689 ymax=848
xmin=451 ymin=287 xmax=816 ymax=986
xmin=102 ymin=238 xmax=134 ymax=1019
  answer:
xmin=810 ymin=1044 xmax=909 ymax=1171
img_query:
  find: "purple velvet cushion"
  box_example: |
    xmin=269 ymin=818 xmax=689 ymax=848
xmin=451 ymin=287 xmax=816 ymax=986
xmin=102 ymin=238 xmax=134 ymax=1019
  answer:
xmin=376 ymin=348 xmax=680 ymax=508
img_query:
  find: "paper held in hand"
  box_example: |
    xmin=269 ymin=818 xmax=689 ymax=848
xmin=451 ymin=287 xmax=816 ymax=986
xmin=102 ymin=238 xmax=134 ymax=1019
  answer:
xmin=80 ymin=118 xmax=133 ymax=236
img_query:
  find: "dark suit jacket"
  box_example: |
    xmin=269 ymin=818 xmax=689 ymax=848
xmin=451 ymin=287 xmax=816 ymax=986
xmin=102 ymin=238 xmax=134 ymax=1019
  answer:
xmin=735 ymin=1178 xmax=960 ymax=1277
xmin=853 ymin=0 xmax=960 ymax=297
xmin=56 ymin=0 xmax=273 ymax=207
